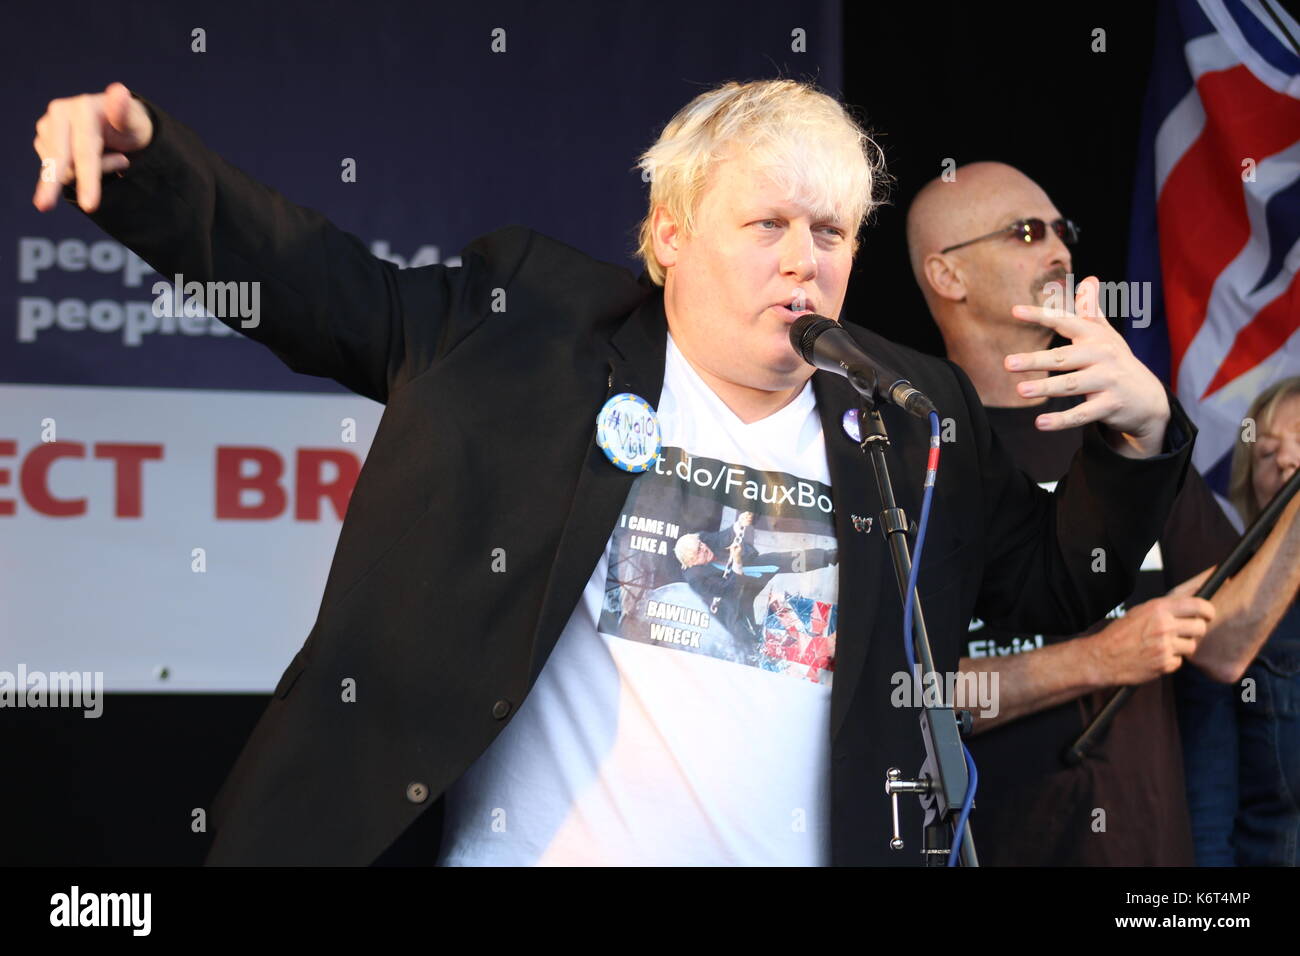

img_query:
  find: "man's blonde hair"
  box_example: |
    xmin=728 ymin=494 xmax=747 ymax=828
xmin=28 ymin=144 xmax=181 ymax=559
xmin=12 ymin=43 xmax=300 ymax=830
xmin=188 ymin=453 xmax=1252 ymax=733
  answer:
xmin=633 ymin=78 xmax=886 ymax=286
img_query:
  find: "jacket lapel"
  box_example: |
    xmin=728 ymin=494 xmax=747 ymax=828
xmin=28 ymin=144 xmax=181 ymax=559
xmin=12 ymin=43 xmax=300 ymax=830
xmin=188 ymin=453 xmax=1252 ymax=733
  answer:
xmin=812 ymin=372 xmax=889 ymax=742
xmin=527 ymin=287 xmax=667 ymax=684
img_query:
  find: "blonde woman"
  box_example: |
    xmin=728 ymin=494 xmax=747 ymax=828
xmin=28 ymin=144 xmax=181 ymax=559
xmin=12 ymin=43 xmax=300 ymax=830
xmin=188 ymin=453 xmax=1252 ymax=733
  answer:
xmin=1179 ymin=376 xmax=1300 ymax=866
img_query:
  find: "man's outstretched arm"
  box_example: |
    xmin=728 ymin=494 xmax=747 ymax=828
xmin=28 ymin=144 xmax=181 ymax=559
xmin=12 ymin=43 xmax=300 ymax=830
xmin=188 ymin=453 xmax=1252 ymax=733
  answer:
xmin=31 ymin=82 xmax=517 ymax=404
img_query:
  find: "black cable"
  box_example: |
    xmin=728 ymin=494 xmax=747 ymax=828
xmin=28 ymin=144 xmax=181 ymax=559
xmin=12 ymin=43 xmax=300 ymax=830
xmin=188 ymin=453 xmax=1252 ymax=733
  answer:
xmin=1065 ymin=462 xmax=1300 ymax=765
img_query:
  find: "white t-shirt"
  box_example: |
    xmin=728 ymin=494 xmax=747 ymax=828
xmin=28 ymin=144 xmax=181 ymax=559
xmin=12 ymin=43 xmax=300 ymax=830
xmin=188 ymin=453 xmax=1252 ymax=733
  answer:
xmin=437 ymin=332 xmax=840 ymax=865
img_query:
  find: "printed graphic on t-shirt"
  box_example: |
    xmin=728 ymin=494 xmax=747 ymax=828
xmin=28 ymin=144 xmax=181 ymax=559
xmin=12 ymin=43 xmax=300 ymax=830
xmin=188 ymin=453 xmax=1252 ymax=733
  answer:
xmin=598 ymin=445 xmax=839 ymax=685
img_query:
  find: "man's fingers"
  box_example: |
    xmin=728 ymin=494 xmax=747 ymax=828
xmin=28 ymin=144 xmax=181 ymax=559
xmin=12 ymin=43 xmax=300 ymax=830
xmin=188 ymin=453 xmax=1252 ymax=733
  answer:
xmin=32 ymin=151 xmax=75 ymax=212
xmin=72 ymin=98 xmax=105 ymax=212
xmin=1169 ymin=596 xmax=1217 ymax=623
xmin=102 ymin=83 xmax=133 ymax=134
xmin=1017 ymin=367 xmax=1112 ymax=401
xmin=1171 ymin=614 xmax=1209 ymax=643
xmin=32 ymin=108 xmax=74 ymax=211
xmin=31 ymin=153 xmax=67 ymax=211
xmin=31 ymin=92 xmax=139 ymax=214
xmin=1034 ymin=392 xmax=1118 ymax=429
xmin=1032 ymin=394 xmax=1110 ymax=431
xmin=1005 ymin=342 xmax=1104 ymax=374
xmin=1010 ymin=304 xmax=1095 ymax=340
xmin=1074 ymin=275 xmax=1106 ymax=322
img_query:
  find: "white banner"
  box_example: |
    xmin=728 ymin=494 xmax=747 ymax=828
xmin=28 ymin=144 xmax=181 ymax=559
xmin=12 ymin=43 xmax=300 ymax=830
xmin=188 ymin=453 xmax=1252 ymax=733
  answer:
xmin=0 ymin=384 xmax=382 ymax=691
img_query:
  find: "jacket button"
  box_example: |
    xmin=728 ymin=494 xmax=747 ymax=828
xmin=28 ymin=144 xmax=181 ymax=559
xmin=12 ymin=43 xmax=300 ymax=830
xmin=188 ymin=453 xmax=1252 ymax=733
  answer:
xmin=492 ymin=698 xmax=512 ymax=720
xmin=405 ymin=782 xmax=428 ymax=803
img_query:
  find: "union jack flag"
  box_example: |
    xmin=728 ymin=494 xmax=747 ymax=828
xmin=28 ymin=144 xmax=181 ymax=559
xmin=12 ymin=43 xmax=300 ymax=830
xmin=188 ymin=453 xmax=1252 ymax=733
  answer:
xmin=762 ymin=594 xmax=837 ymax=683
xmin=1127 ymin=0 xmax=1300 ymax=502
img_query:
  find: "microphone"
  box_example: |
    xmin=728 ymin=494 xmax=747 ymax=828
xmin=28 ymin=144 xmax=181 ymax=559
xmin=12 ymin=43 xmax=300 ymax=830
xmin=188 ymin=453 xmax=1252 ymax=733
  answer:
xmin=789 ymin=314 xmax=936 ymax=418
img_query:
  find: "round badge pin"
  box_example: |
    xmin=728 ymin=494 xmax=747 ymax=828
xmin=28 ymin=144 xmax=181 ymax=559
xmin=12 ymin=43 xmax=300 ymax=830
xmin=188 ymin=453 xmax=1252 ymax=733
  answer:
xmin=596 ymin=392 xmax=662 ymax=472
xmin=842 ymin=408 xmax=862 ymax=442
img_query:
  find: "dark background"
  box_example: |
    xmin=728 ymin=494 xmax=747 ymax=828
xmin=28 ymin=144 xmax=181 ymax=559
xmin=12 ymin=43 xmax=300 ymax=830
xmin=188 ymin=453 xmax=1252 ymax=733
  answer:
xmin=844 ymin=1 xmax=1159 ymax=357
xmin=5 ymin=0 xmax=1166 ymax=865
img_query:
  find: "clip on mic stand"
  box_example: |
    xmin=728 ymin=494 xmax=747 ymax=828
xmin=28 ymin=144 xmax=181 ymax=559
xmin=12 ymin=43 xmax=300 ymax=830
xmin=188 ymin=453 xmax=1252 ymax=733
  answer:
xmin=1066 ymin=463 xmax=1300 ymax=765
xmin=850 ymin=373 xmax=978 ymax=866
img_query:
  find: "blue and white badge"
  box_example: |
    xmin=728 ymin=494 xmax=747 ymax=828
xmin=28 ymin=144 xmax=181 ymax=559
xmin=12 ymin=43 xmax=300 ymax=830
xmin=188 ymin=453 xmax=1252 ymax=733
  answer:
xmin=842 ymin=408 xmax=862 ymax=442
xmin=596 ymin=392 xmax=662 ymax=472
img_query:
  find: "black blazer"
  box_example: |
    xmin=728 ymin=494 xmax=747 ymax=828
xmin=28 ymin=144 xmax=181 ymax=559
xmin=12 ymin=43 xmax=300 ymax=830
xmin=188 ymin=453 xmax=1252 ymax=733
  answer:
xmin=75 ymin=97 xmax=1195 ymax=866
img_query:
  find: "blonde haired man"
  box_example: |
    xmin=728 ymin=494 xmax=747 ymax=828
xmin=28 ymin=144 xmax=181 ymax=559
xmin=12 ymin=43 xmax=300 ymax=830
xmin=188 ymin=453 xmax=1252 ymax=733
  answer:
xmin=35 ymin=79 xmax=1190 ymax=866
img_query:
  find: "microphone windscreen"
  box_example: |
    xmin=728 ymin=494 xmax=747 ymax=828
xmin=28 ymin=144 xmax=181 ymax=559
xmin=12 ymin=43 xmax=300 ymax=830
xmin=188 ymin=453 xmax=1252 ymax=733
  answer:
xmin=788 ymin=313 xmax=835 ymax=364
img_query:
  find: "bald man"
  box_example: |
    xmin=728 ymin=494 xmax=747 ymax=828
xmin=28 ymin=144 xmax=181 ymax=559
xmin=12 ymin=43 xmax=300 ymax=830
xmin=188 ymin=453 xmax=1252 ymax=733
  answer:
xmin=905 ymin=162 xmax=1300 ymax=866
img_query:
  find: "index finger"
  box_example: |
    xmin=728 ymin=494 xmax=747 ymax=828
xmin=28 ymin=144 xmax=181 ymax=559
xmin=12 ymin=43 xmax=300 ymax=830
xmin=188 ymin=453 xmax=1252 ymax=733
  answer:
xmin=72 ymin=98 xmax=104 ymax=212
xmin=1010 ymin=304 xmax=1095 ymax=340
xmin=32 ymin=112 xmax=73 ymax=212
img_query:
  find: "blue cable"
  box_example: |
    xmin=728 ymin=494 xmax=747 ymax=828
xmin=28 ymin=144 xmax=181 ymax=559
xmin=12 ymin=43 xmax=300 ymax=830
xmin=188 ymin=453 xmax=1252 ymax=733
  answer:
xmin=899 ymin=411 xmax=978 ymax=866
xmin=949 ymin=742 xmax=978 ymax=867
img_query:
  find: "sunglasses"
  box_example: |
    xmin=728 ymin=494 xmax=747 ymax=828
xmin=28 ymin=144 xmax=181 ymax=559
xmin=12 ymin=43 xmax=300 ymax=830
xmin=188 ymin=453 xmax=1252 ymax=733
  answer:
xmin=940 ymin=217 xmax=1080 ymax=254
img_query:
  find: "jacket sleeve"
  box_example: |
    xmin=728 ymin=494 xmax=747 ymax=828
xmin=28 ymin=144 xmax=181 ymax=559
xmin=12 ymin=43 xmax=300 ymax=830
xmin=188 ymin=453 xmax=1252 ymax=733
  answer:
xmin=64 ymin=94 xmax=529 ymax=404
xmin=947 ymin=360 xmax=1197 ymax=634
xmin=1158 ymin=466 xmax=1239 ymax=588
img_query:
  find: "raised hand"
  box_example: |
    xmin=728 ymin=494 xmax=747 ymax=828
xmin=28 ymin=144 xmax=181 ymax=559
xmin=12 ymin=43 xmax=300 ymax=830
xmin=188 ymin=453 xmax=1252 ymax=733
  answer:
xmin=1005 ymin=275 xmax=1171 ymax=458
xmin=32 ymin=82 xmax=154 ymax=214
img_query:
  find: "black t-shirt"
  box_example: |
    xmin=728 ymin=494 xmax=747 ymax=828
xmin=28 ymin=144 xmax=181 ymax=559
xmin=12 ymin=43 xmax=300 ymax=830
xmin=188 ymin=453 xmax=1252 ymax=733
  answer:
xmin=969 ymin=396 xmax=1238 ymax=865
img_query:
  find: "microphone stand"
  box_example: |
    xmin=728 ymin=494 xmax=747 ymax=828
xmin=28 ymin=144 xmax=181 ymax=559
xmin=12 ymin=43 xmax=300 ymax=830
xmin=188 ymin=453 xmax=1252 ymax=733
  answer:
xmin=1066 ymin=463 xmax=1300 ymax=764
xmin=852 ymin=379 xmax=978 ymax=866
